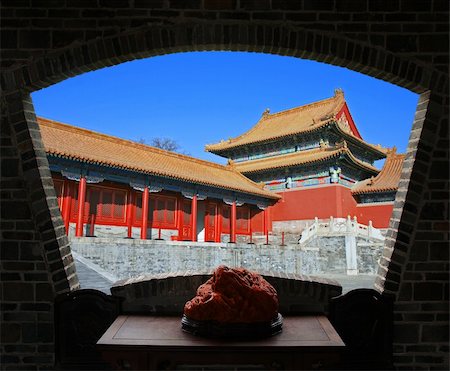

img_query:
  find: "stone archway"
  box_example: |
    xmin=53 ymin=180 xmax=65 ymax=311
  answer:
xmin=2 ymin=19 xmax=448 ymax=370
xmin=3 ymin=23 xmax=443 ymax=296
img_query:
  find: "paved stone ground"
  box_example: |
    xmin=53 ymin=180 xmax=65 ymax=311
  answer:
xmin=74 ymin=254 xmax=114 ymax=294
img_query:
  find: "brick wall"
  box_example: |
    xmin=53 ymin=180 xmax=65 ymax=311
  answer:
xmin=1 ymin=92 xmax=79 ymax=369
xmin=1 ymin=1 xmax=448 ymax=74
xmin=0 ymin=2 xmax=448 ymax=370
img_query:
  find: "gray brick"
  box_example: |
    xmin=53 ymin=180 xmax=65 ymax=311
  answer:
xmin=422 ymin=325 xmax=450 ymax=342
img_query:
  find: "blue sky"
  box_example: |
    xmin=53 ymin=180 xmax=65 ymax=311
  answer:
xmin=32 ymin=51 xmax=418 ymax=165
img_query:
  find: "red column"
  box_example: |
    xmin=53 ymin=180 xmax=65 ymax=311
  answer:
xmin=191 ymin=194 xmax=198 ymax=242
xmin=126 ymin=191 xmax=134 ymax=238
xmin=140 ymin=187 xmax=149 ymax=239
xmin=263 ymin=208 xmax=269 ymax=235
xmin=75 ymin=176 xmax=87 ymax=237
xmin=230 ymin=201 xmax=237 ymax=243
xmin=61 ymin=180 xmax=72 ymax=235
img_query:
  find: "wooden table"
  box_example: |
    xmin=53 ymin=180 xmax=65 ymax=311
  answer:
xmin=97 ymin=315 xmax=345 ymax=370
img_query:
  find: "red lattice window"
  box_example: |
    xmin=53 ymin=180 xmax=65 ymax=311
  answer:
xmin=149 ymin=195 xmax=177 ymax=228
xmin=114 ymin=192 xmax=125 ymax=219
xmin=78 ymin=186 xmax=128 ymax=223
xmin=101 ymin=190 xmax=113 ymax=217
xmin=134 ymin=194 xmax=142 ymax=222
xmin=70 ymin=186 xmax=87 ymax=220
xmin=236 ymin=206 xmax=250 ymax=234
xmin=183 ymin=201 xmax=191 ymax=225
xmin=221 ymin=205 xmax=231 ymax=233
xmin=166 ymin=198 xmax=176 ymax=225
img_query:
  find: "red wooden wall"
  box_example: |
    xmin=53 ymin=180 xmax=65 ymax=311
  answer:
xmin=52 ymin=176 xmax=267 ymax=238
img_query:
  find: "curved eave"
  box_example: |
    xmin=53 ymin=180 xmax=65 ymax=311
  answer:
xmin=47 ymin=151 xmax=279 ymax=200
xmin=205 ymin=119 xmax=332 ymax=155
xmin=352 ymin=186 xmax=398 ymax=195
xmin=339 ymin=151 xmax=380 ymax=176
xmin=235 ymin=145 xmax=379 ymax=176
xmin=352 ymin=150 xmax=404 ymax=195
xmin=206 ymin=119 xmax=387 ymax=161
xmin=332 ymin=122 xmax=387 ymax=159
xmin=205 ymin=94 xmax=346 ymax=154
xmin=236 ymin=148 xmax=342 ymax=174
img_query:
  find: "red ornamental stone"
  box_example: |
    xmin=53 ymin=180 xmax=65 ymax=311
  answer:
xmin=184 ymin=265 xmax=279 ymax=323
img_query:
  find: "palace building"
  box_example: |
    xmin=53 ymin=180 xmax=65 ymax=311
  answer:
xmin=40 ymin=90 xmax=402 ymax=242
xmin=39 ymin=117 xmax=280 ymax=243
xmin=207 ymin=89 xmax=402 ymax=229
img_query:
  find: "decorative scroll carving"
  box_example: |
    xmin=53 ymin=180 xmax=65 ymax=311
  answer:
xmin=129 ymin=182 xmax=146 ymax=192
xmin=148 ymin=185 xmax=163 ymax=193
xmin=329 ymin=166 xmax=342 ymax=184
xmin=181 ymin=190 xmax=195 ymax=199
xmin=257 ymin=204 xmax=268 ymax=210
xmin=286 ymin=176 xmax=293 ymax=189
xmin=236 ymin=201 xmax=244 ymax=206
xmin=85 ymin=175 xmax=104 ymax=184
xmin=223 ymin=197 xmax=235 ymax=206
xmin=61 ymin=170 xmax=81 ymax=182
xmin=197 ymin=194 xmax=207 ymax=201
xmin=337 ymin=113 xmax=352 ymax=135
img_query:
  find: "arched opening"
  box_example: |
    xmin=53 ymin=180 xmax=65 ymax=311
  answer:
xmin=30 ymin=51 xmax=418 ymax=293
xmin=4 ymin=24 xmax=438 ymax=296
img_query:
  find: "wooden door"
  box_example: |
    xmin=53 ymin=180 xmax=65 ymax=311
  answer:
xmin=179 ymin=200 xmax=192 ymax=241
xmin=205 ymin=202 xmax=218 ymax=242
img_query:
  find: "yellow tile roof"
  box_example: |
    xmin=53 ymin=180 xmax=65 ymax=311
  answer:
xmin=352 ymin=148 xmax=405 ymax=195
xmin=205 ymin=90 xmax=386 ymax=157
xmin=37 ymin=117 xmax=280 ymax=200
xmin=234 ymin=142 xmax=380 ymax=175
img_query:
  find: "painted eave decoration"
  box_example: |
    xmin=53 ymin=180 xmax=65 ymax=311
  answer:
xmin=234 ymin=141 xmax=380 ymax=176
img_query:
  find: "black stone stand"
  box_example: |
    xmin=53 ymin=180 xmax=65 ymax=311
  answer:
xmin=181 ymin=313 xmax=283 ymax=339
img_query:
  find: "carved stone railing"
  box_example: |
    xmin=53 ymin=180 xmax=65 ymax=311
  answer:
xmin=299 ymin=216 xmax=385 ymax=245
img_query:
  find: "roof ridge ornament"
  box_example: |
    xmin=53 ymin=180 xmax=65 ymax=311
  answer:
xmin=387 ymin=146 xmax=397 ymax=155
xmin=334 ymin=88 xmax=344 ymax=97
xmin=262 ymin=108 xmax=270 ymax=118
xmin=319 ymin=138 xmax=329 ymax=149
xmin=336 ymin=139 xmax=348 ymax=149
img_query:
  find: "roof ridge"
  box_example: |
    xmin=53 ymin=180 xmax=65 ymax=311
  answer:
xmin=205 ymin=114 xmax=268 ymax=150
xmin=38 ymin=116 xmax=232 ymax=171
xmin=265 ymin=93 xmax=343 ymax=120
xmin=205 ymin=92 xmax=347 ymax=152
